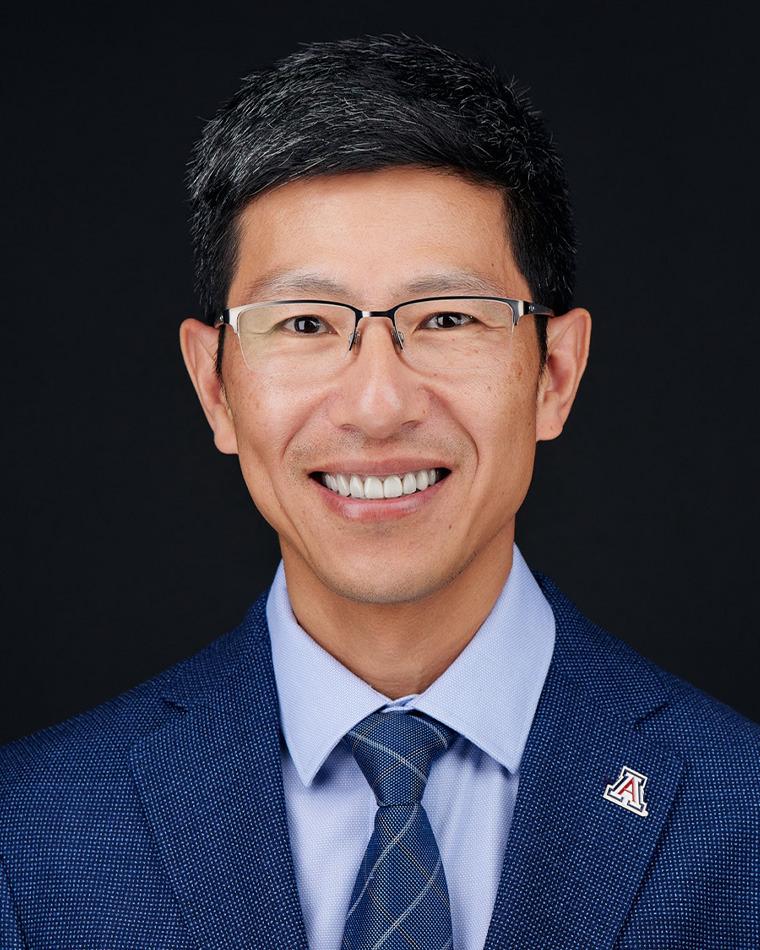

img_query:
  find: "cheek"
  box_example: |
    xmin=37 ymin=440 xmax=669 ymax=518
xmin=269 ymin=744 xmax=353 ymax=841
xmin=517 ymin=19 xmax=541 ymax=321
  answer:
xmin=471 ymin=349 xmax=537 ymax=435
xmin=469 ymin=358 xmax=538 ymax=500
xmin=489 ymin=398 xmax=537 ymax=473
xmin=227 ymin=379 xmax=306 ymax=503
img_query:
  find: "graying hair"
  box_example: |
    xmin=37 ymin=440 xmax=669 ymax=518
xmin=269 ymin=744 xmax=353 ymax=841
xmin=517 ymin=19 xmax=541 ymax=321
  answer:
xmin=188 ymin=34 xmax=576 ymax=373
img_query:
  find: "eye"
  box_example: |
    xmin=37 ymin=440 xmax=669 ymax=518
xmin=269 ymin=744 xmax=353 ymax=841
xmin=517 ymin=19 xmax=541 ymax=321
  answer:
xmin=421 ymin=311 xmax=476 ymax=330
xmin=281 ymin=314 xmax=331 ymax=334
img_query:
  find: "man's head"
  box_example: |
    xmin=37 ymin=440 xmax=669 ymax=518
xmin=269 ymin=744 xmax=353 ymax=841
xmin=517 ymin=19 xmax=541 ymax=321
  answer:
xmin=180 ymin=35 xmax=591 ymax=607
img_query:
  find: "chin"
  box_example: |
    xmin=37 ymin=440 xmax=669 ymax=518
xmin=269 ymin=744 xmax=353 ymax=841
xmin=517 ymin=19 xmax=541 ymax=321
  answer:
xmin=316 ymin=561 xmax=460 ymax=606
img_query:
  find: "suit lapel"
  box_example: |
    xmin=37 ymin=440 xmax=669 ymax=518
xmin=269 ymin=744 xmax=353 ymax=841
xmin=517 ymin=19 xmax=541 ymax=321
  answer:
xmin=129 ymin=596 xmax=308 ymax=950
xmin=485 ymin=576 xmax=685 ymax=949
xmin=128 ymin=572 xmax=685 ymax=948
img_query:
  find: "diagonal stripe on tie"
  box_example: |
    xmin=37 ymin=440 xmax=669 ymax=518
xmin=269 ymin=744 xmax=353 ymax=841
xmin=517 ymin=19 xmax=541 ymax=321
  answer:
xmin=340 ymin=709 xmax=458 ymax=950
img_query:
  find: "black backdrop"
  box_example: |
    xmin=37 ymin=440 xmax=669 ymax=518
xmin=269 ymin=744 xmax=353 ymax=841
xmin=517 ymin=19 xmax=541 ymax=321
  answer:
xmin=3 ymin=1 xmax=758 ymax=745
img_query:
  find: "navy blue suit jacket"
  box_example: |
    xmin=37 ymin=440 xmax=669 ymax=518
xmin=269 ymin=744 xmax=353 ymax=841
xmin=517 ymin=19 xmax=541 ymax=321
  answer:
xmin=2 ymin=572 xmax=759 ymax=948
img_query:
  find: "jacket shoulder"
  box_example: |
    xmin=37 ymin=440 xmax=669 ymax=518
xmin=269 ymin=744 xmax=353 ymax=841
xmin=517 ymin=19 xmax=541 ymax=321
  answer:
xmin=533 ymin=570 xmax=760 ymax=763
xmin=0 ymin=593 xmax=268 ymax=795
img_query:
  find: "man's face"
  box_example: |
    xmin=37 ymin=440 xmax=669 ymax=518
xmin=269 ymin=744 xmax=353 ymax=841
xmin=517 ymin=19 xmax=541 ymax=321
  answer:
xmin=189 ymin=167 xmax=576 ymax=604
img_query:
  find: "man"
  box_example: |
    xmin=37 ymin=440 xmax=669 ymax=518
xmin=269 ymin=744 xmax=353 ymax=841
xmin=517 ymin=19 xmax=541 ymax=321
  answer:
xmin=1 ymin=33 xmax=758 ymax=950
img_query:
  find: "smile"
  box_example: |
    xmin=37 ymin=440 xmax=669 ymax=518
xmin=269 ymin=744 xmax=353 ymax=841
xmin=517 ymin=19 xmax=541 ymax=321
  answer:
xmin=314 ymin=468 xmax=450 ymax=499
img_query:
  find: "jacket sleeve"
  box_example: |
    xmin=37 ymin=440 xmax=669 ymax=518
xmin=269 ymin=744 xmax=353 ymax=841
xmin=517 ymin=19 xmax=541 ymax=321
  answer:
xmin=0 ymin=855 xmax=26 ymax=950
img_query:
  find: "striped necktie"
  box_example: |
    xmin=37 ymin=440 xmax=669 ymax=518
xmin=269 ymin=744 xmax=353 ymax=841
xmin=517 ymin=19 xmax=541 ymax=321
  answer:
xmin=341 ymin=708 xmax=458 ymax=950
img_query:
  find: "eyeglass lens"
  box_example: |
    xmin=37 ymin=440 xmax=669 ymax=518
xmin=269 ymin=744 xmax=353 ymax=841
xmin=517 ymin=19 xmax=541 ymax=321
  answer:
xmin=235 ymin=298 xmax=517 ymax=376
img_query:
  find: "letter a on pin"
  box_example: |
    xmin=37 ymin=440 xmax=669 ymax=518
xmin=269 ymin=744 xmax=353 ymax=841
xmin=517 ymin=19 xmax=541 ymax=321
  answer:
xmin=603 ymin=765 xmax=649 ymax=816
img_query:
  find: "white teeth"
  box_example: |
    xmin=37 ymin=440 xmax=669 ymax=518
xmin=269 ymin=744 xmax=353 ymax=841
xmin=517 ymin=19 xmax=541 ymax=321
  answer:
xmin=320 ymin=468 xmax=445 ymax=499
xmin=349 ymin=475 xmax=365 ymax=498
xmin=383 ymin=475 xmax=403 ymax=498
xmin=364 ymin=476 xmax=384 ymax=499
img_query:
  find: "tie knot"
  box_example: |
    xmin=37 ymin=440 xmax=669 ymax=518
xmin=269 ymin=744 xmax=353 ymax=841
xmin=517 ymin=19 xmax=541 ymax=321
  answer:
xmin=342 ymin=710 xmax=457 ymax=806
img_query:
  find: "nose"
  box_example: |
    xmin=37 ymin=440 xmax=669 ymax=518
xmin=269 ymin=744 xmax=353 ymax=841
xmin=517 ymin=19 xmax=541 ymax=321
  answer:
xmin=328 ymin=315 xmax=428 ymax=439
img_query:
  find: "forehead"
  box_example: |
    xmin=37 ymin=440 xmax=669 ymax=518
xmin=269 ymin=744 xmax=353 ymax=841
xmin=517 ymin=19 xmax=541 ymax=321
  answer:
xmin=227 ymin=166 xmax=528 ymax=307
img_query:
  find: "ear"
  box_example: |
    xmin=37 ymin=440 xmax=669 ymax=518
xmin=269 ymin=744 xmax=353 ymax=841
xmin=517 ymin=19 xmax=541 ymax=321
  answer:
xmin=179 ymin=318 xmax=239 ymax=455
xmin=536 ymin=307 xmax=592 ymax=441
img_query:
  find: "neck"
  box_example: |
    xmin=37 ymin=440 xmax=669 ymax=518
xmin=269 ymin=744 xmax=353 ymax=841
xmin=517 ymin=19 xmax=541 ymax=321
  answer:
xmin=281 ymin=529 xmax=515 ymax=699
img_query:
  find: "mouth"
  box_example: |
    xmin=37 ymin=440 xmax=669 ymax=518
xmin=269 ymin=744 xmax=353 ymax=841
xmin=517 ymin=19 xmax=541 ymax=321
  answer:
xmin=309 ymin=467 xmax=451 ymax=500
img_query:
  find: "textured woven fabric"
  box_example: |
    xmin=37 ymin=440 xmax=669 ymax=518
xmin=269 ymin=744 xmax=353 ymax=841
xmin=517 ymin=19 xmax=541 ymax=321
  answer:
xmin=1 ymin=570 xmax=759 ymax=948
xmin=341 ymin=710 xmax=457 ymax=949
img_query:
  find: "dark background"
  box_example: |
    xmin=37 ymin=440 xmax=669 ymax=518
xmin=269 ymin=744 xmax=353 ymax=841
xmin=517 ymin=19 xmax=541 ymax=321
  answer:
xmin=2 ymin=1 xmax=758 ymax=745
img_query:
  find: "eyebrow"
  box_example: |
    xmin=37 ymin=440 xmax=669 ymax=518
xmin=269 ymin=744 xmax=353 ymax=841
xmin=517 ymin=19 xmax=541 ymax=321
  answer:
xmin=235 ymin=268 xmax=510 ymax=304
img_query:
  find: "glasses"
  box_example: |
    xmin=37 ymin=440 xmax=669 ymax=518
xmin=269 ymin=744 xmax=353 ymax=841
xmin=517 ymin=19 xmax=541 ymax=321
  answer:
xmin=215 ymin=296 xmax=554 ymax=378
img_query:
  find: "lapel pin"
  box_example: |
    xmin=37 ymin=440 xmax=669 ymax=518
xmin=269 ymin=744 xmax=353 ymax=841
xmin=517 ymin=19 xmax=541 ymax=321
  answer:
xmin=603 ymin=765 xmax=649 ymax=817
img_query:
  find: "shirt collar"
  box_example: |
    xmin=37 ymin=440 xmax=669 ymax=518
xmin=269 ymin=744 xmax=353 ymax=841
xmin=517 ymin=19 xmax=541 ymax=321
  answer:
xmin=266 ymin=543 xmax=555 ymax=786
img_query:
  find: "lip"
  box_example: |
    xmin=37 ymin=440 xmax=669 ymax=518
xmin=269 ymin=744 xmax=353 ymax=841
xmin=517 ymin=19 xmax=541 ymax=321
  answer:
xmin=309 ymin=459 xmax=450 ymax=478
xmin=311 ymin=468 xmax=451 ymax=523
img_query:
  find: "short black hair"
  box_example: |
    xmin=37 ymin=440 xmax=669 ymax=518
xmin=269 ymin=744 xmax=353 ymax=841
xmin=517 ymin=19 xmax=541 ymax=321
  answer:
xmin=188 ymin=33 xmax=576 ymax=376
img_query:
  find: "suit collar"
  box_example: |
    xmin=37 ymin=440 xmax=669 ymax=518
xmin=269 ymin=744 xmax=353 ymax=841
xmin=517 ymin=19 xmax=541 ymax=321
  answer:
xmin=132 ymin=571 xmax=681 ymax=949
xmin=484 ymin=571 xmax=683 ymax=948
xmin=155 ymin=597 xmax=269 ymax=713
xmin=130 ymin=594 xmax=308 ymax=950
xmin=534 ymin=570 xmax=672 ymax=723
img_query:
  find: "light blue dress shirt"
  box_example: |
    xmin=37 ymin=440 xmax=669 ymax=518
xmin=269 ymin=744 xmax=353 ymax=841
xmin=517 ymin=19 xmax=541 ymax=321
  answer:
xmin=266 ymin=542 xmax=556 ymax=950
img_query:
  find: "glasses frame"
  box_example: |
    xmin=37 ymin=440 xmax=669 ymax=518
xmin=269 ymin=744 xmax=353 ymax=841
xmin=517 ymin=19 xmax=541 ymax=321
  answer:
xmin=216 ymin=295 xmax=555 ymax=352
